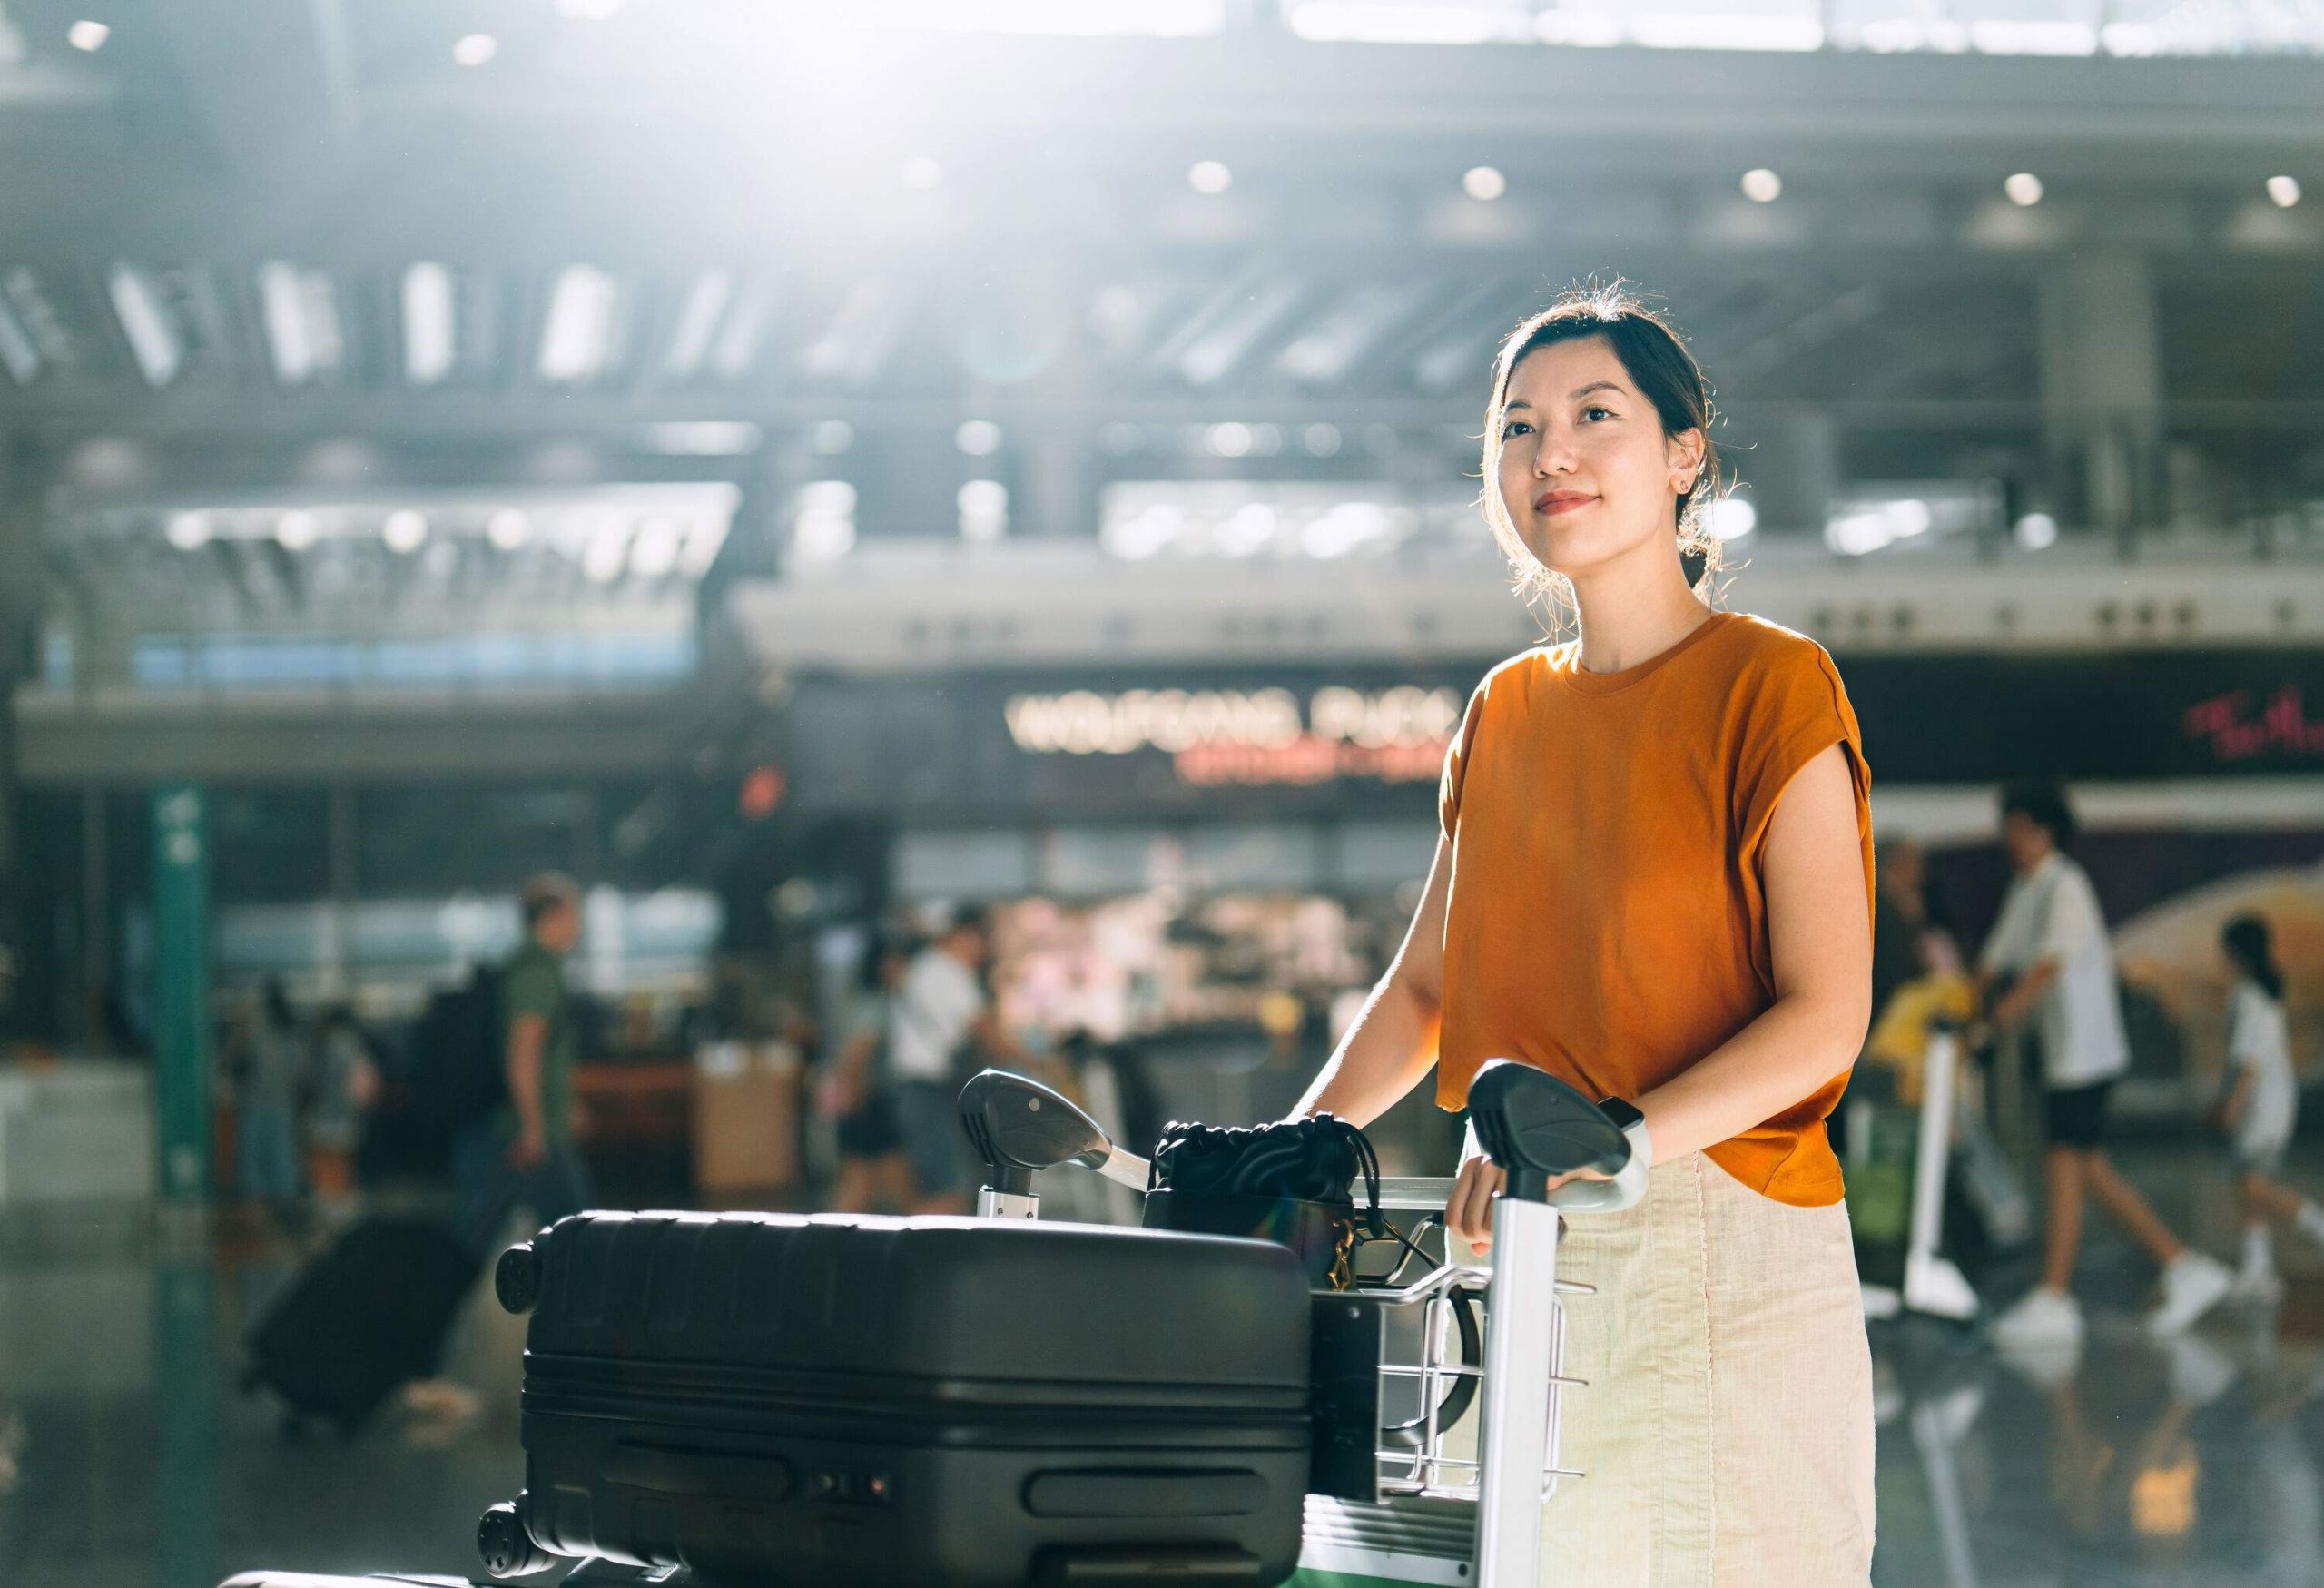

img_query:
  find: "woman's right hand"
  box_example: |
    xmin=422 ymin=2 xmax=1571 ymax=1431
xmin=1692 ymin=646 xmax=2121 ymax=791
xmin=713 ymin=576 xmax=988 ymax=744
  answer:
xmin=1446 ymin=1152 xmax=1508 ymax=1255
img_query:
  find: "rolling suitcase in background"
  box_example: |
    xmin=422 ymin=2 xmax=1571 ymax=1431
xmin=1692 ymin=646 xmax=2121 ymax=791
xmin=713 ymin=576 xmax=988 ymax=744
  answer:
xmin=480 ymin=1210 xmax=1315 ymax=1588
xmin=244 ymin=1218 xmax=478 ymax=1435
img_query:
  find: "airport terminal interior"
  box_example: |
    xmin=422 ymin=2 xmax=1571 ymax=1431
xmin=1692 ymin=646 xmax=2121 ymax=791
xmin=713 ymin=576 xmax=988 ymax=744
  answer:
xmin=3 ymin=2 xmax=2324 ymax=1584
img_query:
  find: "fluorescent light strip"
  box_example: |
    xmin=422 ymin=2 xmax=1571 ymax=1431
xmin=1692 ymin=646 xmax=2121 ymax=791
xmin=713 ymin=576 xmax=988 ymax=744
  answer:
xmin=403 ymin=262 xmax=457 ymax=386
xmin=0 ymin=299 xmax=38 ymax=384
xmin=107 ymin=267 xmax=182 ymax=388
xmin=664 ymin=271 xmax=732 ymax=380
xmin=538 ymin=265 xmax=618 ymax=383
xmin=259 ymin=262 xmax=343 ymax=385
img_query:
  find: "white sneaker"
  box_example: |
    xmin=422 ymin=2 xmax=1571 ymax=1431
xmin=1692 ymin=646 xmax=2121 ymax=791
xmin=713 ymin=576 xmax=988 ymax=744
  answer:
xmin=2230 ymin=1265 xmax=2285 ymax=1305
xmin=2148 ymin=1252 xmax=2234 ymax=1336
xmin=1994 ymin=1287 xmax=2084 ymax=1353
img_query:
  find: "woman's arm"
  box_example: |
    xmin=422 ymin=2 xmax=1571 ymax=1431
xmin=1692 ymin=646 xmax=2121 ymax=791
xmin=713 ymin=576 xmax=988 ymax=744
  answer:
xmin=1289 ymin=834 xmax=1453 ymax=1129
xmin=1633 ymin=742 xmax=1873 ymax=1163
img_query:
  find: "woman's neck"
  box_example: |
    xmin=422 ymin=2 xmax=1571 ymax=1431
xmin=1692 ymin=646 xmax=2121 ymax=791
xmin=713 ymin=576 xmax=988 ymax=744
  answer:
xmin=1569 ymin=545 xmax=1713 ymax=675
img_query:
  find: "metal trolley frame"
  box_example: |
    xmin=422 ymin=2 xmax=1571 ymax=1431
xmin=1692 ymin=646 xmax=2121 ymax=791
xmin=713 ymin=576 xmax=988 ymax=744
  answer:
xmin=967 ymin=1059 xmax=1646 ymax=1588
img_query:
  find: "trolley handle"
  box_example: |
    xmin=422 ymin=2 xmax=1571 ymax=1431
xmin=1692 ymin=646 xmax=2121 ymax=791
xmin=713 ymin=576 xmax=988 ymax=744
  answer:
xmin=1468 ymin=1060 xmax=1649 ymax=1213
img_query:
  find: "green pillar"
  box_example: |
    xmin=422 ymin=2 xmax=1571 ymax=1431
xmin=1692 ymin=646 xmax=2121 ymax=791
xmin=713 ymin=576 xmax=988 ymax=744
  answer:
xmin=152 ymin=784 xmax=212 ymax=1203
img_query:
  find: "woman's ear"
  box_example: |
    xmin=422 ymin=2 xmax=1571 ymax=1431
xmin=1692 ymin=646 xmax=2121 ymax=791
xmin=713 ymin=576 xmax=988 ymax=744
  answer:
xmin=1667 ymin=429 xmax=1708 ymax=492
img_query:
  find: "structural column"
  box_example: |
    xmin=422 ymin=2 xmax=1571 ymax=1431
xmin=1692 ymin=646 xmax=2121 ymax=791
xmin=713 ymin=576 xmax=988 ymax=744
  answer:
xmin=0 ymin=439 xmax=37 ymax=1042
xmin=152 ymin=784 xmax=212 ymax=1203
xmin=2037 ymin=253 xmax=2163 ymax=551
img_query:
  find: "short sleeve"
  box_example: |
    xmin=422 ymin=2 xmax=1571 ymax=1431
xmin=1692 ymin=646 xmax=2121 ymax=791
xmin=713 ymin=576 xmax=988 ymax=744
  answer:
xmin=503 ymin=956 xmax=560 ymax=1024
xmin=2228 ymin=988 xmax=2263 ymax=1069
xmin=2038 ymin=875 xmax=2100 ymax=964
xmin=1438 ymin=677 xmax=1490 ymax=840
xmin=1738 ymin=640 xmax=1870 ymax=864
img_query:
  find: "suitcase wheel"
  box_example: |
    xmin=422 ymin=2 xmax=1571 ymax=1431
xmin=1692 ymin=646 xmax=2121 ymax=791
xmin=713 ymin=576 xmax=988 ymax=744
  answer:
xmin=495 ymin=1244 xmax=543 ymax=1317
xmin=478 ymin=1498 xmax=554 ymax=1580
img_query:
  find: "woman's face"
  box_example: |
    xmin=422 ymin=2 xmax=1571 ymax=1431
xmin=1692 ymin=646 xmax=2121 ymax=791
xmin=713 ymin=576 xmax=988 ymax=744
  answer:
xmin=1494 ymin=335 xmax=1703 ymax=585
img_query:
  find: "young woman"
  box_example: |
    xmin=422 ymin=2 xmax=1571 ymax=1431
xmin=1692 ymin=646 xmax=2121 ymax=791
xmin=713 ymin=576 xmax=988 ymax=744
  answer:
xmin=1294 ymin=283 xmax=1876 ymax=1583
xmin=2211 ymin=912 xmax=2321 ymax=1300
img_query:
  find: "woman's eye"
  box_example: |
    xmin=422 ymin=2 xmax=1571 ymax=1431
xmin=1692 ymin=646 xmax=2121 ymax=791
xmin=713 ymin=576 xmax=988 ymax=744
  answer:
xmin=1582 ymin=406 xmax=1614 ymax=422
xmin=1502 ymin=420 xmax=1532 ymax=439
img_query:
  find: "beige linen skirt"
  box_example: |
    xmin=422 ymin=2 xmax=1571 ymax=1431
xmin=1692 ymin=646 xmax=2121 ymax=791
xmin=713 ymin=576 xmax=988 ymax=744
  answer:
xmin=1446 ymin=1149 xmax=1876 ymax=1587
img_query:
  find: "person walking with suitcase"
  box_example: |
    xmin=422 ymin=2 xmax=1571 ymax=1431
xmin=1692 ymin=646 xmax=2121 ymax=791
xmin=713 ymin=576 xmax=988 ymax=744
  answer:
xmin=1292 ymin=283 xmax=1879 ymax=1584
xmin=1980 ymin=784 xmax=2231 ymax=1351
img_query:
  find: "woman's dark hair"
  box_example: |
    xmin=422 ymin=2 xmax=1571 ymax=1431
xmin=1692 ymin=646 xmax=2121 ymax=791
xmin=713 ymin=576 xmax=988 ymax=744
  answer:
xmin=1999 ymin=781 xmax=2078 ymax=853
xmin=2221 ymin=912 xmax=2286 ymax=1001
xmin=1480 ymin=280 xmax=1725 ymax=618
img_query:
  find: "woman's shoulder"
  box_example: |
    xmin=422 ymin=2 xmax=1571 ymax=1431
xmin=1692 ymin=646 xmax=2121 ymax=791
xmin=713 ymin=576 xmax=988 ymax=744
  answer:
xmin=1467 ymin=644 xmax=1566 ymax=707
xmin=1707 ymin=609 xmax=1839 ymax=679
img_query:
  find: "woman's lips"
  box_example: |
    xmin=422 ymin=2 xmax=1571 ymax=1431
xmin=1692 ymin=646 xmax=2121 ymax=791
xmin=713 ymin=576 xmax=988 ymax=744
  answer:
xmin=1533 ymin=491 xmax=1596 ymax=517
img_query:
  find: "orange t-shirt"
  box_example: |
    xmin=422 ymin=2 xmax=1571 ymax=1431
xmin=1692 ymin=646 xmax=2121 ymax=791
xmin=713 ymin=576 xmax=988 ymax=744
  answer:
xmin=1434 ymin=610 xmax=1873 ymax=1208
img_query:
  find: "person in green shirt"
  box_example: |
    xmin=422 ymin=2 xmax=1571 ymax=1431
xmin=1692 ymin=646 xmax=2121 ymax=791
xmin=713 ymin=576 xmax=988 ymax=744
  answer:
xmin=450 ymin=873 xmax=593 ymax=1257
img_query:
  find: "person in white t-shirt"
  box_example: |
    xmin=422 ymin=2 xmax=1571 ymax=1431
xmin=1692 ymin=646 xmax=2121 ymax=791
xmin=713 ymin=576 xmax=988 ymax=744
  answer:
xmin=1980 ymin=784 xmax=2230 ymax=1354
xmin=887 ymin=907 xmax=1027 ymax=1214
xmin=2210 ymin=912 xmax=2322 ymax=1301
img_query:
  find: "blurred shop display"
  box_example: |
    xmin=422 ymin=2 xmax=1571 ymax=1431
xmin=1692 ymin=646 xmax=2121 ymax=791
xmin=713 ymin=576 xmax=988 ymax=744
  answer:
xmin=690 ymin=1041 xmax=804 ymax=1206
xmin=0 ymin=1060 xmax=156 ymax=1207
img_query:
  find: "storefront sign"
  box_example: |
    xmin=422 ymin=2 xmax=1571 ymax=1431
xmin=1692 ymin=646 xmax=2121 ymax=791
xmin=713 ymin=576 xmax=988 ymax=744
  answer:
xmin=1002 ymin=684 xmax=1461 ymax=786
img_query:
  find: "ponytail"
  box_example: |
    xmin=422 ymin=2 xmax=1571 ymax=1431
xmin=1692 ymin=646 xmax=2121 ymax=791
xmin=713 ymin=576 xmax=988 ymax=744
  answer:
xmin=2222 ymin=912 xmax=2286 ymax=1002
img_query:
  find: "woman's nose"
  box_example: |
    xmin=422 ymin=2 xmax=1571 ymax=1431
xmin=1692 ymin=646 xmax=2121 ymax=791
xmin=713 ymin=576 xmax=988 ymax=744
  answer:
xmin=1531 ymin=431 xmax=1575 ymax=477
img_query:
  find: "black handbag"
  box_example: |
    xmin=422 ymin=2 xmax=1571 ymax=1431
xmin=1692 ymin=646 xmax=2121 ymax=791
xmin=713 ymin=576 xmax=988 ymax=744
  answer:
xmin=1139 ymin=1114 xmax=1481 ymax=1454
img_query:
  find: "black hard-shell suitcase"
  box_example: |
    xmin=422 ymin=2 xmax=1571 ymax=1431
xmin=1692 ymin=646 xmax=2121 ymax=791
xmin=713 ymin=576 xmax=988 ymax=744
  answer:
xmin=244 ymin=1218 xmax=478 ymax=1435
xmin=487 ymin=1210 xmax=1313 ymax=1588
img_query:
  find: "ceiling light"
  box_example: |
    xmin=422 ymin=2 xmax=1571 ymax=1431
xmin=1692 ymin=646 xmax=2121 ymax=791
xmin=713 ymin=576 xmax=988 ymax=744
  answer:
xmin=648 ymin=421 xmax=760 ymax=456
xmin=67 ymin=20 xmax=109 ymax=51
xmin=2267 ymin=175 xmax=2302 ymax=209
xmin=955 ymin=419 xmax=1002 ymax=456
xmin=1205 ymin=421 xmax=1254 ymax=458
xmin=486 ymin=508 xmax=533 ymax=550
xmin=106 ymin=266 xmax=181 ymax=388
xmin=1303 ymin=423 xmax=1343 ymax=457
xmin=629 ymin=518 xmax=682 ymax=577
xmin=555 ymin=0 xmax=626 ymax=16
xmin=164 ymin=511 xmax=212 ymax=551
xmin=1462 ymin=165 xmax=1506 ymax=202
xmin=663 ymin=271 xmax=732 ymax=380
xmin=2004 ymin=173 xmax=2043 ymax=207
xmin=581 ymin=519 xmax=631 ymax=583
xmin=0 ymin=300 xmax=37 ymax=385
xmin=401 ymin=262 xmax=456 ymax=386
xmin=258 ymin=261 xmax=343 ymax=385
xmin=958 ymin=479 xmax=1009 ymax=543
xmin=812 ymin=419 xmax=855 ymax=455
xmin=2014 ymin=511 xmax=2059 ymax=550
xmin=1187 ymin=160 xmax=1233 ymax=196
xmin=538 ymin=265 xmax=617 ymax=382
xmin=275 ymin=509 xmax=320 ymax=552
xmin=453 ymin=33 xmax=497 ymax=65
xmin=382 ymin=509 xmax=428 ymax=553
xmin=1741 ymin=168 xmax=1782 ymax=203
xmin=902 ymin=157 xmax=944 ymax=191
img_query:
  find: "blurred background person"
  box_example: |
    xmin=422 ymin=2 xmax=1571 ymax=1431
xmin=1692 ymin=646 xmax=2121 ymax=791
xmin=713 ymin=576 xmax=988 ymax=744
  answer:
xmin=2211 ymin=912 xmax=2322 ymax=1300
xmin=230 ymin=977 xmax=309 ymax=1232
xmin=303 ymin=1002 xmax=379 ymax=1228
xmin=819 ymin=935 xmax=915 ymax=1214
xmin=1984 ymin=783 xmax=2230 ymax=1351
xmin=450 ymin=873 xmax=593 ymax=1255
xmin=886 ymin=908 xmax=1029 ymax=1214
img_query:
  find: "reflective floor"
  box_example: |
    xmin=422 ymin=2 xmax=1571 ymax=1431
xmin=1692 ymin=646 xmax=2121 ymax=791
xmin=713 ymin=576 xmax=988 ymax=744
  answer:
xmin=5 ymin=1146 xmax=2324 ymax=1588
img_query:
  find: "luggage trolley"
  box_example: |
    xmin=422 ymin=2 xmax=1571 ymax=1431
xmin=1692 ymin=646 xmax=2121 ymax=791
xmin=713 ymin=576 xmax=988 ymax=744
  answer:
xmin=960 ymin=1059 xmax=1649 ymax=1588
